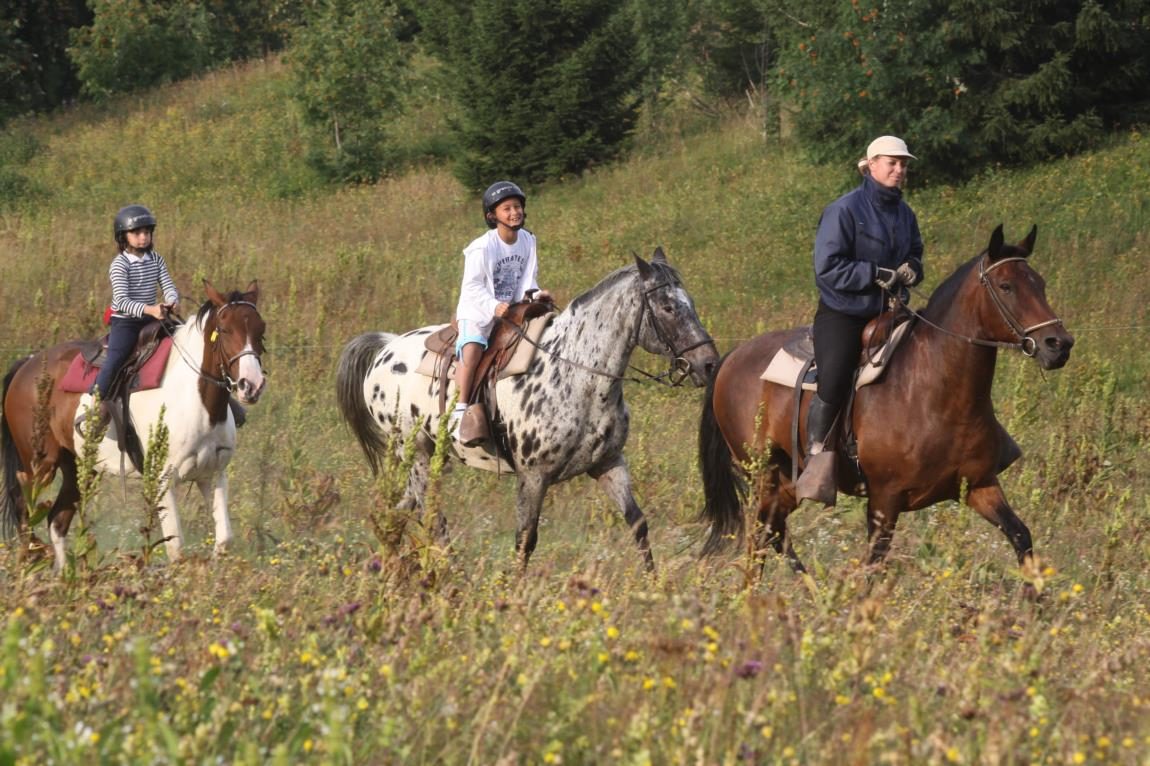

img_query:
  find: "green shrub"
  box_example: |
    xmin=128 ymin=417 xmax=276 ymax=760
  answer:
xmin=289 ymin=0 xmax=411 ymax=183
xmin=772 ymin=0 xmax=1150 ymax=184
xmin=69 ymin=0 xmax=214 ymax=98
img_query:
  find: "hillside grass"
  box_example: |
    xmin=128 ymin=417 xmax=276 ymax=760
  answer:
xmin=1 ymin=59 xmax=1149 ymax=764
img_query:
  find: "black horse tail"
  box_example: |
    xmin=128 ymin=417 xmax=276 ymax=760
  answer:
xmin=1 ymin=357 xmax=29 ymax=539
xmin=698 ymin=353 xmax=747 ymax=556
xmin=335 ymin=332 xmax=398 ymax=475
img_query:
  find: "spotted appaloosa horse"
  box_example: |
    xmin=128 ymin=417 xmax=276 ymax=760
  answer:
xmin=337 ymin=249 xmax=719 ymax=571
xmin=699 ymin=225 xmax=1074 ymax=573
xmin=1 ymin=281 xmax=267 ymax=570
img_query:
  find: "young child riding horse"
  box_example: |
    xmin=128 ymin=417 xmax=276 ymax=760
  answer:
xmin=451 ymin=181 xmax=552 ymax=446
xmin=76 ymin=204 xmax=179 ymax=435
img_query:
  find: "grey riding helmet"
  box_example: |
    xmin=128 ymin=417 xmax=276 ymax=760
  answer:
xmin=114 ymin=204 xmax=157 ymax=246
xmin=482 ymin=182 xmax=526 ymax=229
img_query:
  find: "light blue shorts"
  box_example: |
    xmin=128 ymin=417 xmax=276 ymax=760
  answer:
xmin=455 ymin=319 xmax=489 ymax=358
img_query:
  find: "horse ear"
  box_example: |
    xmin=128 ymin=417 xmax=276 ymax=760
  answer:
xmin=243 ymin=280 xmax=260 ymax=304
xmin=651 ymin=246 xmax=667 ymax=264
xmin=987 ymin=224 xmax=1005 ymax=261
xmin=203 ymin=278 xmax=226 ymax=307
xmin=1019 ymin=224 xmax=1037 ymax=256
xmin=634 ymin=253 xmax=654 ymax=279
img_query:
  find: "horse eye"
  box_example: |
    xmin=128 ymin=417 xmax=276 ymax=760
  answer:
xmin=999 ymin=281 xmax=1013 ymax=293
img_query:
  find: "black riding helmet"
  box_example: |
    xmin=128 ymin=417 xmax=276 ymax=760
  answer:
xmin=482 ymin=181 xmax=526 ymax=229
xmin=114 ymin=204 xmax=157 ymax=248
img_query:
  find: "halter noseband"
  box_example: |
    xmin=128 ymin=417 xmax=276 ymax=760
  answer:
xmin=978 ymin=256 xmax=1064 ymax=357
xmin=639 ymin=277 xmax=714 ymax=386
xmin=210 ymin=300 xmax=263 ymax=392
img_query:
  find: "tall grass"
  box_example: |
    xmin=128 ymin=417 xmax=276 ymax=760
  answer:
xmin=0 ymin=59 xmax=1148 ymax=763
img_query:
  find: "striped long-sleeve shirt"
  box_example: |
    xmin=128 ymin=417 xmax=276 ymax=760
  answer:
xmin=109 ymin=250 xmax=179 ymax=318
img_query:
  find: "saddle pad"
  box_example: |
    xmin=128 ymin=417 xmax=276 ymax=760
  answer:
xmin=760 ymin=321 xmax=912 ymax=391
xmin=414 ymin=313 xmax=556 ymax=380
xmin=58 ymin=336 xmax=174 ymax=394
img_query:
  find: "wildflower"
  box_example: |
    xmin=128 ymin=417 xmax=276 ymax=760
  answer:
xmin=642 ymin=677 xmax=656 ymax=691
xmin=735 ymin=660 xmax=763 ymax=679
xmin=606 ymin=626 xmax=620 ymax=640
xmin=945 ymin=747 xmax=959 ymax=762
xmin=761 ymin=725 xmax=773 ymax=739
xmin=357 ymin=698 xmax=369 ymax=711
xmin=304 ymin=739 xmax=314 ymax=753
xmin=624 ymin=650 xmax=640 ymax=663
xmin=663 ymin=676 xmax=676 ymax=689
xmin=539 ymin=637 xmax=552 ymax=648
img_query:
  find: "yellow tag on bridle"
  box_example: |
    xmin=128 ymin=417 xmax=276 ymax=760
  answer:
xmin=210 ymin=329 xmax=219 ymax=343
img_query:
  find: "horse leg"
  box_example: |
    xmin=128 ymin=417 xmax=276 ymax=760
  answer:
xmin=46 ymin=454 xmax=81 ymax=574
xmin=865 ymin=493 xmax=907 ymax=566
xmin=197 ymin=473 xmax=232 ymax=555
xmin=588 ymin=457 xmax=655 ymax=573
xmin=399 ymin=450 xmax=448 ymax=547
xmin=158 ymin=485 xmax=185 ymax=561
xmin=756 ymin=468 xmax=804 ymax=573
xmin=966 ymin=482 xmax=1033 ymax=565
xmin=514 ymin=473 xmax=549 ymax=571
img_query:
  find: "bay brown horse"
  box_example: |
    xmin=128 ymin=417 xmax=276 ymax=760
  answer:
xmin=698 ymin=224 xmax=1074 ymax=573
xmin=1 ymin=280 xmax=266 ymax=571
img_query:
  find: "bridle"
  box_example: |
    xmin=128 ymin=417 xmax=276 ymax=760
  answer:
xmin=502 ymin=271 xmax=713 ymax=386
xmin=636 ymin=278 xmax=714 ymax=385
xmin=208 ymin=300 xmax=264 ymax=391
xmin=165 ymin=300 xmax=265 ymax=392
xmin=899 ymin=255 xmax=1064 ymax=357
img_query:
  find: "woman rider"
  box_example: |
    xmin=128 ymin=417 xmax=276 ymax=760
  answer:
xmin=796 ymin=135 xmax=924 ymax=505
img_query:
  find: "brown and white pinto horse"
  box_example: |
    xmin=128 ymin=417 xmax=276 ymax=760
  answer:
xmin=1 ymin=280 xmax=266 ymax=570
xmin=699 ymin=225 xmax=1074 ymax=573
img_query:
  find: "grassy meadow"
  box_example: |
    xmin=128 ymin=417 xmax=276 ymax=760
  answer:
xmin=1 ymin=58 xmax=1149 ymax=764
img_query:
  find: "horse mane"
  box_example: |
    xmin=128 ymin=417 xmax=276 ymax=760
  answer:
xmin=567 ymin=260 xmax=682 ymax=314
xmin=922 ymin=252 xmax=982 ymax=319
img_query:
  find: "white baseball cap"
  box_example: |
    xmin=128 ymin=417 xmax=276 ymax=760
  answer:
xmin=865 ymin=135 xmax=916 ymax=160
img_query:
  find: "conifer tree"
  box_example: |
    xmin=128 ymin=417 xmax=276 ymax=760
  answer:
xmin=771 ymin=0 xmax=1150 ymax=183
xmin=418 ymin=0 xmax=642 ymax=189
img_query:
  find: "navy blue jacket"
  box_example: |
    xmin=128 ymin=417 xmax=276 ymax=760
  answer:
xmin=813 ymin=175 xmax=924 ymax=317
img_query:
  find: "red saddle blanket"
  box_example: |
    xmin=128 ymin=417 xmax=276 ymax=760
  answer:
xmin=58 ymin=337 xmax=174 ymax=394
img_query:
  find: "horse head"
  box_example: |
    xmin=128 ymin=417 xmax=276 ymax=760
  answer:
xmin=634 ymin=247 xmax=719 ymax=385
xmin=981 ymin=224 xmax=1074 ymax=370
xmin=201 ymin=279 xmax=268 ymax=404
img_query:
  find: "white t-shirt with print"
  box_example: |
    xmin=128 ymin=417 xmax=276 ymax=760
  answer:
xmin=454 ymin=228 xmax=539 ymax=338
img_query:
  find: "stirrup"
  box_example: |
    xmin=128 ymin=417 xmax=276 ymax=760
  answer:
xmin=457 ymin=403 xmax=489 ymax=447
xmin=796 ymin=451 xmax=837 ymax=506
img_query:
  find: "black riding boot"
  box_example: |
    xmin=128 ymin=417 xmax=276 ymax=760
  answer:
xmin=795 ymin=394 xmax=839 ymax=506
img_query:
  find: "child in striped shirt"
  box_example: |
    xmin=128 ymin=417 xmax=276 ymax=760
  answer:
xmin=76 ymin=204 xmax=179 ymax=434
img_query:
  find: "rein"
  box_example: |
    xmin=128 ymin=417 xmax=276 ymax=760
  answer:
xmin=164 ymin=300 xmax=264 ymax=392
xmin=898 ymin=255 xmax=1064 ymax=357
xmin=503 ymin=277 xmax=710 ymax=387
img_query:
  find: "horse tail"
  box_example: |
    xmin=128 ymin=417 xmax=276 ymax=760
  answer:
xmin=335 ymin=332 xmax=398 ymax=475
xmin=1 ymin=357 xmax=29 ymax=538
xmin=698 ymin=353 xmax=747 ymax=556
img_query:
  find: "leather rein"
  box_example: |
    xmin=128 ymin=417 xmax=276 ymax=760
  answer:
xmin=898 ymin=255 xmax=1064 ymax=357
xmin=164 ymin=300 xmax=265 ymax=392
xmin=504 ymin=278 xmax=712 ymax=387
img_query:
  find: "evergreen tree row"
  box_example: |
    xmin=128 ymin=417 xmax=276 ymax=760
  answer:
xmin=2 ymin=0 xmax=1147 ymax=189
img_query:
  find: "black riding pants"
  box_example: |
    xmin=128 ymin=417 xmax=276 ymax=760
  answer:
xmin=812 ymin=300 xmax=871 ymax=410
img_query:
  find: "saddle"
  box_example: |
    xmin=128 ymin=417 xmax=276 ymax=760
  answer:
xmin=759 ymin=308 xmax=916 ymax=493
xmin=59 ymin=318 xmax=178 ymax=395
xmin=423 ymin=298 xmax=557 ymax=443
xmin=63 ymin=317 xmax=181 ymax=473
